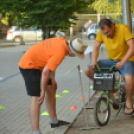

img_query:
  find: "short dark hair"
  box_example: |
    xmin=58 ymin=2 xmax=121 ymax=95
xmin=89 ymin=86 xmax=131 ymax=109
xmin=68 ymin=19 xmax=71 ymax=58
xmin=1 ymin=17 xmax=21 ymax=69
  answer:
xmin=99 ymin=18 xmax=113 ymax=30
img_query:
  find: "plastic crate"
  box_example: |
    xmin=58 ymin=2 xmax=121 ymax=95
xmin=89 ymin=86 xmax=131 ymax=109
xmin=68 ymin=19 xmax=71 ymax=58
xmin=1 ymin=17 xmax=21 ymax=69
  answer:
xmin=93 ymin=73 xmax=114 ymax=91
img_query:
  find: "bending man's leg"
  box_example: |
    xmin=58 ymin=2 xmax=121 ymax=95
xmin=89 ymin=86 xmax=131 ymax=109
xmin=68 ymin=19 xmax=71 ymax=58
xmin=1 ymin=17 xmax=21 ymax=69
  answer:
xmin=30 ymin=96 xmax=41 ymax=132
xmin=45 ymin=85 xmax=70 ymax=130
xmin=45 ymin=85 xmax=57 ymax=119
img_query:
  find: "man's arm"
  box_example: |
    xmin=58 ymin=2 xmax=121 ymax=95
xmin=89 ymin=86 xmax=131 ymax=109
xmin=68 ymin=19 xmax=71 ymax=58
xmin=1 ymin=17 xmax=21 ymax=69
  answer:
xmin=116 ymin=39 xmax=134 ymax=69
xmin=51 ymin=71 xmax=57 ymax=90
xmin=38 ymin=66 xmax=51 ymax=105
xmin=91 ymin=41 xmax=102 ymax=69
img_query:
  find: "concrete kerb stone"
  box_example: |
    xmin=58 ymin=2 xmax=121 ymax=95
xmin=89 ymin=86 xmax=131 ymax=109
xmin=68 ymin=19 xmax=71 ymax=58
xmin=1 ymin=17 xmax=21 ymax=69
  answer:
xmin=0 ymin=40 xmax=107 ymax=134
xmin=54 ymin=89 xmax=95 ymax=134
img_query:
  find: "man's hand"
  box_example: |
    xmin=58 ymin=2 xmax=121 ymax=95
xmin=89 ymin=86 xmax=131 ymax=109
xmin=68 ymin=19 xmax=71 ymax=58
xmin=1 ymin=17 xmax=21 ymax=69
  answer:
xmin=38 ymin=90 xmax=45 ymax=105
xmin=90 ymin=63 xmax=98 ymax=70
xmin=115 ymin=61 xmax=125 ymax=69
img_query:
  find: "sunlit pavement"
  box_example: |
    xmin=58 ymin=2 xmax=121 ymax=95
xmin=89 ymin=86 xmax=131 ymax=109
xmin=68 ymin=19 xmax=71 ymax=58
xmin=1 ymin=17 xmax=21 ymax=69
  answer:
xmin=0 ymin=41 xmax=96 ymax=134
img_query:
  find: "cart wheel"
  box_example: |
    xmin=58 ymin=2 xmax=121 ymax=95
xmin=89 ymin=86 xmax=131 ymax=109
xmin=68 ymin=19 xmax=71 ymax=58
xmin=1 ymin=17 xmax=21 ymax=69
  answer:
xmin=108 ymin=91 xmax=120 ymax=106
xmin=121 ymin=91 xmax=126 ymax=110
xmin=112 ymin=102 xmax=119 ymax=109
xmin=94 ymin=97 xmax=111 ymax=126
xmin=108 ymin=85 xmax=126 ymax=110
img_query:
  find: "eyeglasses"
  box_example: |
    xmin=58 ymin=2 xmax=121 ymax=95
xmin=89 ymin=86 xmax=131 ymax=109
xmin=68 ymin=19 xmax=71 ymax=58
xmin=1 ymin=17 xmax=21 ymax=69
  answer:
xmin=102 ymin=25 xmax=115 ymax=36
xmin=102 ymin=30 xmax=111 ymax=36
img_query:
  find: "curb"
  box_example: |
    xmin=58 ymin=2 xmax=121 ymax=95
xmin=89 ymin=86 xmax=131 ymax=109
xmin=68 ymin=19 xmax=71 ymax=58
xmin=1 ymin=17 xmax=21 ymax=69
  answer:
xmin=54 ymin=90 xmax=95 ymax=134
xmin=0 ymin=45 xmax=16 ymax=48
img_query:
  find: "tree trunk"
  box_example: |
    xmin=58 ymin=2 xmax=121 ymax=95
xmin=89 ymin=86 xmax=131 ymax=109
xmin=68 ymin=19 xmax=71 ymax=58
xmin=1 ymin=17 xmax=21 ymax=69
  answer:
xmin=8 ymin=20 xmax=13 ymax=27
xmin=45 ymin=27 xmax=50 ymax=39
xmin=42 ymin=27 xmax=50 ymax=40
xmin=53 ymin=27 xmax=58 ymax=35
xmin=42 ymin=28 xmax=46 ymax=40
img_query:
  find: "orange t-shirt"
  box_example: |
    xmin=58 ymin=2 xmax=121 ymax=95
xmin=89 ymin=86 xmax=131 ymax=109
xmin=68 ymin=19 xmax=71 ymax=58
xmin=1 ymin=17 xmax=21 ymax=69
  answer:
xmin=18 ymin=37 xmax=68 ymax=72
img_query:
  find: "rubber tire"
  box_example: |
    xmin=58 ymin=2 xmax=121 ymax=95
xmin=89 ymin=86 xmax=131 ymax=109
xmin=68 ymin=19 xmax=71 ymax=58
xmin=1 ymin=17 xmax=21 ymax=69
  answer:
xmin=112 ymin=102 xmax=119 ymax=109
xmin=13 ymin=36 xmax=22 ymax=43
xmin=108 ymin=86 xmax=126 ymax=109
xmin=121 ymin=90 xmax=126 ymax=103
xmin=121 ymin=91 xmax=126 ymax=111
xmin=88 ymin=34 xmax=96 ymax=40
xmin=94 ymin=97 xmax=111 ymax=126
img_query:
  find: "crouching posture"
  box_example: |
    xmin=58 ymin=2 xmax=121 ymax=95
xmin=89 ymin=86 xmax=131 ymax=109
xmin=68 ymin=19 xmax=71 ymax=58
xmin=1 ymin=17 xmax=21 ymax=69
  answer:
xmin=84 ymin=18 xmax=134 ymax=115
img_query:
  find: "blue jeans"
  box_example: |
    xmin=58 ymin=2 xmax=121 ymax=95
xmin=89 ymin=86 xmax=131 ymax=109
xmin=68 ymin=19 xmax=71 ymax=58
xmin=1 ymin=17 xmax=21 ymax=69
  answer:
xmin=88 ymin=59 xmax=134 ymax=77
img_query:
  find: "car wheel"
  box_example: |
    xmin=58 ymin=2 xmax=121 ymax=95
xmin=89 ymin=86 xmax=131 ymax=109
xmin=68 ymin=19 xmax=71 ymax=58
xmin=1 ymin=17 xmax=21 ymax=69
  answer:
xmin=13 ymin=36 xmax=22 ymax=43
xmin=88 ymin=34 xmax=96 ymax=40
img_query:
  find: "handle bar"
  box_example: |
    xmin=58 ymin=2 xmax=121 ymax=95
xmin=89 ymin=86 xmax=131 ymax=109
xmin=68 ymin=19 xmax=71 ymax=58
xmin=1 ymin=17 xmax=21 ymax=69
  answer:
xmin=95 ymin=65 xmax=116 ymax=73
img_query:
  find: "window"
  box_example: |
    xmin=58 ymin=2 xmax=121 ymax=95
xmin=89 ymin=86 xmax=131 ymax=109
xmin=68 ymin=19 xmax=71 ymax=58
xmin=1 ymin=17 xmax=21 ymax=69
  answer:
xmin=90 ymin=25 xmax=95 ymax=30
xmin=95 ymin=24 xmax=99 ymax=29
xmin=33 ymin=27 xmax=41 ymax=31
xmin=33 ymin=27 xmax=37 ymax=31
xmin=23 ymin=27 xmax=32 ymax=31
xmin=15 ymin=27 xmax=20 ymax=31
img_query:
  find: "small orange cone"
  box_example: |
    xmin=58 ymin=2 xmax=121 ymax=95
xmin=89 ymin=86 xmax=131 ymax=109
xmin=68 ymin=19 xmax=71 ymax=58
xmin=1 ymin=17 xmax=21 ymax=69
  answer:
xmin=70 ymin=106 xmax=77 ymax=110
xmin=79 ymin=96 xmax=86 ymax=100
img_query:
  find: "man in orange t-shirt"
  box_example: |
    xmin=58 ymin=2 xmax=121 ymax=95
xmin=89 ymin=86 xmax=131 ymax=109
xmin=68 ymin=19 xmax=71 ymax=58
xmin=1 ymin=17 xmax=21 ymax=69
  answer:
xmin=18 ymin=37 xmax=88 ymax=134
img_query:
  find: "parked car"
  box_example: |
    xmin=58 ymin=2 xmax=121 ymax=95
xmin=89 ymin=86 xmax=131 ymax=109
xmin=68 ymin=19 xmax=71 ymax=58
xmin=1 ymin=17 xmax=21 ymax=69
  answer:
xmin=55 ymin=31 xmax=65 ymax=38
xmin=86 ymin=23 xmax=99 ymax=40
xmin=6 ymin=26 xmax=42 ymax=43
xmin=6 ymin=26 xmax=54 ymax=43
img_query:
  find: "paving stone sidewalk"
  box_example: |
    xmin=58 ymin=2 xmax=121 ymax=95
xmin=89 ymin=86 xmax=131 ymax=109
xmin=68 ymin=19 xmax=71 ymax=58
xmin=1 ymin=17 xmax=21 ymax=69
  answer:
xmin=65 ymin=91 xmax=134 ymax=134
xmin=0 ymin=42 xmax=95 ymax=134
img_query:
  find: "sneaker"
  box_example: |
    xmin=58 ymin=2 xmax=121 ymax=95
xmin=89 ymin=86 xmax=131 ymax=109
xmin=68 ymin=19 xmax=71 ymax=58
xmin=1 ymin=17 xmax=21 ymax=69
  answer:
xmin=51 ymin=120 xmax=70 ymax=130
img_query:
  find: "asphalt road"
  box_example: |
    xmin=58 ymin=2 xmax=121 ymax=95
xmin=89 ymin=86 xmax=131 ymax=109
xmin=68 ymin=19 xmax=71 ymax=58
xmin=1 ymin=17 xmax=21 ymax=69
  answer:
xmin=0 ymin=40 xmax=40 ymax=45
xmin=0 ymin=39 xmax=95 ymax=46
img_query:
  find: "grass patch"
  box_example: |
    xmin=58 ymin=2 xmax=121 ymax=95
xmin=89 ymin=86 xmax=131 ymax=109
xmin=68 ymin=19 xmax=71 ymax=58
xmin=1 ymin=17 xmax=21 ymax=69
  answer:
xmin=0 ymin=44 xmax=15 ymax=47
